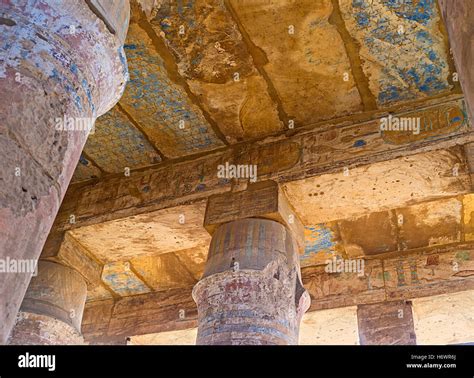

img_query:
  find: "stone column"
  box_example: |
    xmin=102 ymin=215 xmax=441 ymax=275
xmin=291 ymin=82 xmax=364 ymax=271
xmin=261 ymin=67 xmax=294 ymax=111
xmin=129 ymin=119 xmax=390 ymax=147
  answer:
xmin=193 ymin=181 xmax=310 ymax=345
xmin=357 ymin=300 xmax=417 ymax=345
xmin=438 ymin=0 xmax=474 ymax=120
xmin=8 ymin=261 xmax=87 ymax=345
xmin=0 ymin=1 xmax=129 ymax=343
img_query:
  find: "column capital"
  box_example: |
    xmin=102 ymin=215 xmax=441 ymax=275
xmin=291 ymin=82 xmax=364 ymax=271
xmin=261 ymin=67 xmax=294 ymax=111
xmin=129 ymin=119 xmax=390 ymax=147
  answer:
xmin=204 ymin=180 xmax=305 ymax=251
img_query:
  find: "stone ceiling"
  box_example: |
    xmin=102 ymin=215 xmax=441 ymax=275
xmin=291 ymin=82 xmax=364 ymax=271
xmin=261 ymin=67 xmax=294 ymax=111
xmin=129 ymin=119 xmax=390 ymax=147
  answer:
xmin=71 ymin=0 xmax=459 ymax=183
xmin=53 ymin=0 xmax=474 ymax=329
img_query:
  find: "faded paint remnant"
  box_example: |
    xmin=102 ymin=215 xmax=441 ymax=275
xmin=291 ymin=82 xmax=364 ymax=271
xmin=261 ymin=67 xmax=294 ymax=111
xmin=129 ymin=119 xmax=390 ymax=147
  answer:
xmin=83 ymin=106 xmax=162 ymax=173
xmin=147 ymin=0 xmax=283 ymax=141
xmin=119 ymin=23 xmax=224 ymax=157
xmin=102 ymin=261 xmax=151 ymax=296
xmin=340 ymin=0 xmax=452 ymax=106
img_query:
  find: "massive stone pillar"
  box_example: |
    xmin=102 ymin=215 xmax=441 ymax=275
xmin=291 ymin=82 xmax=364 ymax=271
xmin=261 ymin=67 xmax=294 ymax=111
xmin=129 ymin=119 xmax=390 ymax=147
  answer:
xmin=193 ymin=181 xmax=310 ymax=345
xmin=438 ymin=0 xmax=474 ymax=120
xmin=0 ymin=1 xmax=129 ymax=343
xmin=357 ymin=300 xmax=417 ymax=345
xmin=8 ymin=261 xmax=87 ymax=345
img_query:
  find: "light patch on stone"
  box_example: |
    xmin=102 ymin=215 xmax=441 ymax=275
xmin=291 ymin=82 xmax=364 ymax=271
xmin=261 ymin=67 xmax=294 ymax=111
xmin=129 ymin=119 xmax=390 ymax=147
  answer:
xmin=130 ymin=252 xmax=197 ymax=291
xmin=69 ymin=202 xmax=210 ymax=263
xmin=299 ymin=306 xmax=359 ymax=345
xmin=283 ymin=148 xmax=470 ymax=224
xmin=412 ymin=290 xmax=474 ymax=345
xmin=463 ymin=194 xmax=474 ymax=241
xmin=129 ymin=328 xmax=197 ymax=345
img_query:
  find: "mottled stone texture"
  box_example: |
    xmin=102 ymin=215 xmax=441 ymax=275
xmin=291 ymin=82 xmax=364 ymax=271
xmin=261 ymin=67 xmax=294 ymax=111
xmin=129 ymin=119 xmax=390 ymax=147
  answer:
xmin=8 ymin=261 xmax=87 ymax=345
xmin=193 ymin=219 xmax=310 ymax=345
xmin=439 ymin=0 xmax=474 ymax=120
xmin=0 ymin=1 xmax=129 ymax=343
xmin=357 ymin=300 xmax=417 ymax=345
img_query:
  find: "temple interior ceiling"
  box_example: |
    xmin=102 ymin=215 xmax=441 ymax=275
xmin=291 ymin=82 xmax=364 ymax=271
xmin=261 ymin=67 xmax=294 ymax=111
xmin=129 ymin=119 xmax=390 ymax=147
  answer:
xmin=71 ymin=0 xmax=459 ymax=182
xmin=51 ymin=0 xmax=474 ymax=341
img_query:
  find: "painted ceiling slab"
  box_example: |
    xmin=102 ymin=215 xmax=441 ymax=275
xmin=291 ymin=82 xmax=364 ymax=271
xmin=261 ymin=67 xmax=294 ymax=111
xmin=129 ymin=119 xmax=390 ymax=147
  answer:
xmin=102 ymin=261 xmax=152 ymax=296
xmin=283 ymin=147 xmax=470 ymax=224
xmin=69 ymin=201 xmax=210 ymax=263
xmin=82 ymin=105 xmax=161 ymax=173
xmin=339 ymin=0 xmax=452 ymax=105
xmin=130 ymin=252 xmax=198 ymax=291
xmin=229 ymin=0 xmax=364 ymax=125
xmin=149 ymin=0 xmax=284 ymax=142
xmin=302 ymin=224 xmax=342 ymax=267
xmin=119 ymin=23 xmax=224 ymax=157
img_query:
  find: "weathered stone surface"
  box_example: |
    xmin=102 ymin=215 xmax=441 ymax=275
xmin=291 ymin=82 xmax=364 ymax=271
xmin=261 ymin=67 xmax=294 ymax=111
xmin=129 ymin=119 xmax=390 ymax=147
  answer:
xmin=8 ymin=312 xmax=84 ymax=345
xmin=131 ymin=252 xmax=198 ymax=291
xmin=412 ymin=290 xmax=474 ymax=345
xmin=303 ymin=259 xmax=385 ymax=311
xmin=340 ymin=0 xmax=452 ymax=106
xmin=82 ymin=289 xmax=197 ymax=344
xmin=357 ymin=300 xmax=417 ymax=345
xmin=193 ymin=218 xmax=310 ymax=345
xmin=439 ymin=0 xmax=474 ymax=120
xmin=463 ymin=193 xmax=474 ymax=241
xmin=0 ymin=1 xmax=129 ymax=343
xmin=69 ymin=202 xmax=210 ymax=263
xmin=284 ymin=146 xmax=470 ymax=224
xmin=119 ymin=23 xmax=224 ymax=157
xmin=299 ymin=306 xmax=359 ymax=345
xmin=80 ymin=243 xmax=474 ymax=342
xmin=8 ymin=261 xmax=87 ymax=345
xmin=383 ymin=246 xmax=474 ymax=301
xmin=20 ymin=261 xmax=87 ymax=333
xmin=229 ymin=0 xmax=363 ymax=125
xmin=338 ymin=211 xmax=398 ymax=256
xmin=53 ymin=98 xmax=473 ymax=232
xmin=396 ymin=197 xmax=462 ymax=250
xmin=44 ymin=232 xmax=102 ymax=288
xmin=146 ymin=0 xmax=284 ymax=141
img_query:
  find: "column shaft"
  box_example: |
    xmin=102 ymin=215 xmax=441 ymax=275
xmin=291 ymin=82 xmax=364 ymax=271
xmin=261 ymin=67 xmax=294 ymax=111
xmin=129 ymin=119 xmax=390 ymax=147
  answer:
xmin=8 ymin=261 xmax=87 ymax=345
xmin=0 ymin=1 xmax=129 ymax=343
xmin=193 ymin=218 xmax=309 ymax=345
